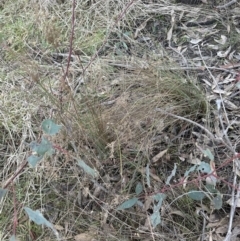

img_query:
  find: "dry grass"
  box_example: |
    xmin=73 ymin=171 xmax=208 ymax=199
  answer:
xmin=0 ymin=0 xmax=239 ymax=240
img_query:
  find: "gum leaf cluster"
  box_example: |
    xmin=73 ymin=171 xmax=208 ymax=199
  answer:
xmin=27 ymin=119 xmax=61 ymax=167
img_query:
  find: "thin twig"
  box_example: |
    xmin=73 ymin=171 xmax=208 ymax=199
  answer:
xmin=162 ymin=66 xmax=236 ymax=74
xmin=216 ymin=0 xmax=237 ymax=9
xmin=223 ymin=178 xmax=240 ymax=241
xmin=200 ymin=210 xmax=207 ymax=241
xmin=59 ymin=0 xmax=76 ymax=112
xmin=106 ymin=61 xmax=237 ymax=74
xmin=3 ymin=160 xmax=28 ymax=189
xmin=155 ymin=108 xmax=234 ymax=152
xmin=12 ymin=184 xmax=18 ymax=237
xmin=155 ymin=108 xmax=214 ymax=140
xmin=156 ymin=108 xmax=228 ymax=144
xmin=62 ymin=0 xmax=76 ymax=83
xmin=217 ymin=100 xmax=235 ymax=153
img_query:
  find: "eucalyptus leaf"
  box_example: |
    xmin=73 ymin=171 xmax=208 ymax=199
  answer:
xmin=117 ymin=197 xmax=138 ymax=210
xmin=27 ymin=155 xmax=44 ymax=167
xmin=150 ymin=211 xmax=161 ymax=228
xmin=203 ymin=149 xmax=214 ymax=161
xmin=152 ymin=193 xmax=166 ymax=213
xmin=188 ymin=190 xmax=206 ymax=201
xmin=135 ymin=182 xmax=143 ymax=195
xmin=77 ymin=159 xmax=98 ymax=178
xmin=153 ymin=193 xmax=166 ymax=203
xmin=136 ymin=200 xmax=144 ymax=207
xmin=24 ymin=207 xmax=53 ymax=228
xmin=184 ymin=165 xmax=197 ymax=177
xmin=32 ymin=137 xmax=52 ymax=156
xmin=41 ymin=119 xmax=61 ymax=135
xmin=197 ymin=162 xmax=211 ymax=174
xmin=24 ymin=207 xmax=59 ymax=240
xmin=166 ymin=163 xmax=177 ymax=185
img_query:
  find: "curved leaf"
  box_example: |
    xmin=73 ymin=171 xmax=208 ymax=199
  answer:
xmin=135 ymin=182 xmax=143 ymax=195
xmin=184 ymin=165 xmax=197 ymax=177
xmin=166 ymin=163 xmax=177 ymax=185
xmin=117 ymin=198 xmax=138 ymax=210
xmin=24 ymin=207 xmax=53 ymax=228
xmin=188 ymin=190 xmax=206 ymax=201
xmin=24 ymin=207 xmax=60 ymax=239
xmin=203 ymin=149 xmax=214 ymax=161
xmin=77 ymin=159 xmax=98 ymax=178
xmin=150 ymin=211 xmax=161 ymax=228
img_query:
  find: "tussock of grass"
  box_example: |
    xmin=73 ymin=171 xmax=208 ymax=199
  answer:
xmin=101 ymin=63 xmax=208 ymax=153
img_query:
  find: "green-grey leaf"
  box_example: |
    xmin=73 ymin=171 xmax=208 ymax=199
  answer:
xmin=136 ymin=200 xmax=144 ymax=207
xmin=0 ymin=188 xmax=7 ymax=201
xmin=212 ymin=194 xmax=222 ymax=210
xmin=152 ymin=193 xmax=166 ymax=212
xmin=197 ymin=162 xmax=211 ymax=174
xmin=150 ymin=211 xmax=161 ymax=228
xmin=166 ymin=163 xmax=177 ymax=185
xmin=41 ymin=119 xmax=61 ymax=135
xmin=203 ymin=149 xmax=214 ymax=161
xmin=77 ymin=159 xmax=98 ymax=178
xmin=24 ymin=207 xmax=53 ymax=228
xmin=135 ymin=182 xmax=143 ymax=195
xmin=27 ymin=155 xmax=43 ymax=167
xmin=33 ymin=137 xmax=52 ymax=156
xmin=184 ymin=164 xmax=197 ymax=177
xmin=117 ymin=197 xmax=138 ymax=210
xmin=28 ymin=141 xmax=38 ymax=150
xmin=205 ymin=184 xmax=218 ymax=194
xmin=153 ymin=193 xmax=166 ymax=203
xmin=188 ymin=190 xmax=206 ymax=201
xmin=46 ymin=147 xmax=55 ymax=156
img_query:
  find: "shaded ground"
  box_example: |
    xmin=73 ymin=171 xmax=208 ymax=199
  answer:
xmin=1 ymin=0 xmax=240 ymax=240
